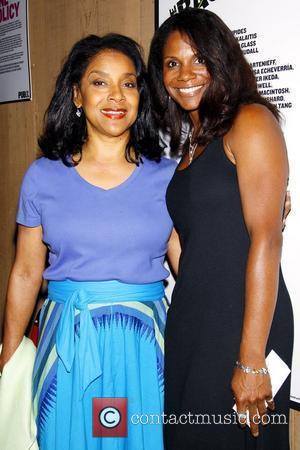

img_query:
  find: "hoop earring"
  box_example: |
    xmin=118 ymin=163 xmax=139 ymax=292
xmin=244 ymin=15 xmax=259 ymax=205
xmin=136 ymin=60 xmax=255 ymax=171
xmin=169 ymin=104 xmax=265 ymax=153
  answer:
xmin=76 ymin=107 xmax=82 ymax=118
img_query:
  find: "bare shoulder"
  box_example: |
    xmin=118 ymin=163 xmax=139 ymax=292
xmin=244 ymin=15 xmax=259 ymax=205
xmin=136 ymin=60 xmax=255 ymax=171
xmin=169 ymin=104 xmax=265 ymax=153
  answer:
xmin=225 ymin=103 xmax=285 ymax=159
xmin=234 ymin=103 xmax=279 ymax=130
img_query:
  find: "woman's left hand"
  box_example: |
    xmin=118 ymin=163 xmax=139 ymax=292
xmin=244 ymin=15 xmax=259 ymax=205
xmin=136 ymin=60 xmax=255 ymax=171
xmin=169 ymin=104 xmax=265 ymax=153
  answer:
xmin=231 ymin=367 xmax=274 ymax=437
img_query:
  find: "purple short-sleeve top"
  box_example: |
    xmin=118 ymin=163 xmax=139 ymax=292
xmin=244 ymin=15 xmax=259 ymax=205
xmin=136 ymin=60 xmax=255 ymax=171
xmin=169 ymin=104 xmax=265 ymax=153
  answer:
xmin=16 ymin=156 xmax=177 ymax=283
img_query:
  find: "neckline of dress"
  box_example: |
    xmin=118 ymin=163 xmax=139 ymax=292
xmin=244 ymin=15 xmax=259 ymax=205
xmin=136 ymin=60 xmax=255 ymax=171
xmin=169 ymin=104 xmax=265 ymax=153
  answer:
xmin=176 ymin=138 xmax=218 ymax=173
xmin=70 ymin=158 xmax=144 ymax=192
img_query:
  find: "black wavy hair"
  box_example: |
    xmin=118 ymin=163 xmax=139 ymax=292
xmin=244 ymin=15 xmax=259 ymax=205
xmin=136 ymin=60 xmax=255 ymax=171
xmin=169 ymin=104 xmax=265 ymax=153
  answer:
xmin=148 ymin=8 xmax=279 ymax=156
xmin=39 ymin=34 xmax=164 ymax=165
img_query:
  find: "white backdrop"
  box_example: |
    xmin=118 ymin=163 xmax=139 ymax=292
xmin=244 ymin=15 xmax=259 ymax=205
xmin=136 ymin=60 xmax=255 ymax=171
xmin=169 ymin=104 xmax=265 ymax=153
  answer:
xmin=158 ymin=0 xmax=300 ymax=408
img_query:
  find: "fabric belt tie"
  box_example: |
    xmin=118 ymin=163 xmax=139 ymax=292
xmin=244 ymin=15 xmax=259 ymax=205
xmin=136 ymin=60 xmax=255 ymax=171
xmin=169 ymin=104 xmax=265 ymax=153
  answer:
xmin=48 ymin=280 xmax=164 ymax=396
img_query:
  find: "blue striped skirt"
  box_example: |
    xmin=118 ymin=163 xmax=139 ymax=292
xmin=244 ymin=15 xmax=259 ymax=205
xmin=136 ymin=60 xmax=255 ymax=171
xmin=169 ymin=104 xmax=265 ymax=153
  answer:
xmin=33 ymin=280 xmax=168 ymax=450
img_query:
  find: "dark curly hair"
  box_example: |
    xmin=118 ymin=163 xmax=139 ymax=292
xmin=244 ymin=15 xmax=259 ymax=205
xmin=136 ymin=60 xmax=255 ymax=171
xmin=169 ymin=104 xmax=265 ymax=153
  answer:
xmin=39 ymin=34 xmax=164 ymax=165
xmin=148 ymin=8 xmax=279 ymax=156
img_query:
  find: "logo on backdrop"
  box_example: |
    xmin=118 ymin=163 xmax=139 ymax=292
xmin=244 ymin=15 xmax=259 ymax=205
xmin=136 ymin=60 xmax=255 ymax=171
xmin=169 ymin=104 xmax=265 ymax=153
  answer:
xmin=169 ymin=0 xmax=216 ymax=16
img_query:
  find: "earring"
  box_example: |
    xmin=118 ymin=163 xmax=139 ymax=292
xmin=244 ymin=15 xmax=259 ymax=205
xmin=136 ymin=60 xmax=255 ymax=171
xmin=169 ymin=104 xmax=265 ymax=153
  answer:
xmin=76 ymin=107 xmax=82 ymax=118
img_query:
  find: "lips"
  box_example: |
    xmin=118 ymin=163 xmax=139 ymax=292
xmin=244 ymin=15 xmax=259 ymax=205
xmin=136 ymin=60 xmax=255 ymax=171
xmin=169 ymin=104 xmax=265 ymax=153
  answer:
xmin=100 ymin=109 xmax=127 ymax=119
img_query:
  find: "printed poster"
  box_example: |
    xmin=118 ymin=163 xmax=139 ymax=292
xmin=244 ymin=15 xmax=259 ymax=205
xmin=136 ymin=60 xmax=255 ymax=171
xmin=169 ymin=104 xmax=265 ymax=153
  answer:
xmin=0 ymin=0 xmax=31 ymax=103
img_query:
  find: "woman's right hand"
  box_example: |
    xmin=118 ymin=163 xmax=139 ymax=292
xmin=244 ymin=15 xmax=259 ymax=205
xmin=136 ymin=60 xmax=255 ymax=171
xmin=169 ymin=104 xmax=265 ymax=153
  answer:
xmin=0 ymin=345 xmax=17 ymax=374
xmin=0 ymin=352 xmax=10 ymax=374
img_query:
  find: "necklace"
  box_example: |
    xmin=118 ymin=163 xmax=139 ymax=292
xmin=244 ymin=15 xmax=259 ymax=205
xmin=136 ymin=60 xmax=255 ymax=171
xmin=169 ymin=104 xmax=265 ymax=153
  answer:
xmin=188 ymin=130 xmax=197 ymax=165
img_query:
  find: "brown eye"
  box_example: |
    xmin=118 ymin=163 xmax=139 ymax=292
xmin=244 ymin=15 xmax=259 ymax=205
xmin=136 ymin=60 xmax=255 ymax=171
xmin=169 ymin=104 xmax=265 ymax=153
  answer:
xmin=167 ymin=60 xmax=178 ymax=69
xmin=92 ymin=80 xmax=106 ymax=86
xmin=195 ymin=56 xmax=206 ymax=65
xmin=124 ymin=81 xmax=137 ymax=88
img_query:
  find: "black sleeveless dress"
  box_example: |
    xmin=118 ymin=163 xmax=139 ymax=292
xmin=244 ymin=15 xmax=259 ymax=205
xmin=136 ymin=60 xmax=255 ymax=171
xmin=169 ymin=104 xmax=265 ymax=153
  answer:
xmin=165 ymin=138 xmax=294 ymax=450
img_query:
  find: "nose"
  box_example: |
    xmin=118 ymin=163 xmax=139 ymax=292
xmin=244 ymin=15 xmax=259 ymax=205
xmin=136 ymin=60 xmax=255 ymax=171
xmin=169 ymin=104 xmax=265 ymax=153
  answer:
xmin=108 ymin=84 xmax=125 ymax=103
xmin=177 ymin=64 xmax=196 ymax=82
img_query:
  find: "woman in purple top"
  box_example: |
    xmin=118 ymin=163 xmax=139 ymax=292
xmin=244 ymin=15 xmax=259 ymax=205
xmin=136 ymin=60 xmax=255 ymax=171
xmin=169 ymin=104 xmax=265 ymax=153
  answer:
xmin=0 ymin=34 xmax=180 ymax=450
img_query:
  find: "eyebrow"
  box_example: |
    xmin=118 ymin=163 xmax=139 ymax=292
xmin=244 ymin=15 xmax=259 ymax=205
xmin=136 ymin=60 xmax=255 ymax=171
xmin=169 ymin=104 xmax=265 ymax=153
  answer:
xmin=88 ymin=70 xmax=137 ymax=77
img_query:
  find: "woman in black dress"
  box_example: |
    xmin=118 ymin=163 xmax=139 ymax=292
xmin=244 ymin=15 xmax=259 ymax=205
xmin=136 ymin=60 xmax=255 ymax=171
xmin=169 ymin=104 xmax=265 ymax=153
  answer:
xmin=148 ymin=8 xmax=294 ymax=450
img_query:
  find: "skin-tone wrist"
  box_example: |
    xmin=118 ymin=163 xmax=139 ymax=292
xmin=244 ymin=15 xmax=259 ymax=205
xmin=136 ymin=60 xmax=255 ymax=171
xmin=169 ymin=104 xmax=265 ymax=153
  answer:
xmin=238 ymin=346 xmax=267 ymax=368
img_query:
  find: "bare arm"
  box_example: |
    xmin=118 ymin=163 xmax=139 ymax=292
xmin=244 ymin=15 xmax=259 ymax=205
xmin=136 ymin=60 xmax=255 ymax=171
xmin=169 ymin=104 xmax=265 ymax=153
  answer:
xmin=167 ymin=227 xmax=181 ymax=276
xmin=0 ymin=225 xmax=47 ymax=370
xmin=225 ymin=104 xmax=289 ymax=436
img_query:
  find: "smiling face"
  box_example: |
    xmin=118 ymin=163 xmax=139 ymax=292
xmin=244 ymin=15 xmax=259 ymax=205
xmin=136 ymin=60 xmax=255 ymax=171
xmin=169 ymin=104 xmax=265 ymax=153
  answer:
xmin=73 ymin=50 xmax=139 ymax=140
xmin=163 ymin=30 xmax=211 ymax=122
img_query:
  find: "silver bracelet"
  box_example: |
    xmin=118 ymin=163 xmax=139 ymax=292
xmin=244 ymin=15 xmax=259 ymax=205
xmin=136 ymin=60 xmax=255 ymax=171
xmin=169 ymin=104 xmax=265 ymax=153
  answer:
xmin=235 ymin=360 xmax=269 ymax=375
